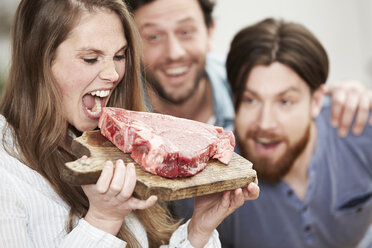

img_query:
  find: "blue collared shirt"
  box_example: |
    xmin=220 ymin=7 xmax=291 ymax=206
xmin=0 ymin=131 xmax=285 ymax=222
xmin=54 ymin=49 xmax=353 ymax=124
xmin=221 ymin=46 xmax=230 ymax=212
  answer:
xmin=205 ymin=53 xmax=234 ymax=131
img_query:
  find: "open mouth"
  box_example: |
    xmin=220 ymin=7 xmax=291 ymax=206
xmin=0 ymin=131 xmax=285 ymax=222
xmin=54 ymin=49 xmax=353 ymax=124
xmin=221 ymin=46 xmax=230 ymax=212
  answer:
xmin=254 ymin=138 xmax=281 ymax=155
xmin=164 ymin=66 xmax=189 ymax=77
xmin=82 ymin=89 xmax=110 ymax=118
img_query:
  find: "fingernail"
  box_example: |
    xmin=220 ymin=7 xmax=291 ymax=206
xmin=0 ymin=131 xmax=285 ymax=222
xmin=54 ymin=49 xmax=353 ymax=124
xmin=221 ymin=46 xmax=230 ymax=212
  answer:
xmin=116 ymin=162 xmax=125 ymax=169
xmin=331 ymin=120 xmax=338 ymax=127
xmin=352 ymin=128 xmax=361 ymax=136
xmin=339 ymin=129 xmax=347 ymax=137
xmin=236 ymin=188 xmax=242 ymax=195
xmin=104 ymin=162 xmax=113 ymax=170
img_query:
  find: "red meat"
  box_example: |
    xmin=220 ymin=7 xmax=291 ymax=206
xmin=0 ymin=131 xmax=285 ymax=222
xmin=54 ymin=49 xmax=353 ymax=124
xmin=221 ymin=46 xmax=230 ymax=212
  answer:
xmin=98 ymin=107 xmax=235 ymax=178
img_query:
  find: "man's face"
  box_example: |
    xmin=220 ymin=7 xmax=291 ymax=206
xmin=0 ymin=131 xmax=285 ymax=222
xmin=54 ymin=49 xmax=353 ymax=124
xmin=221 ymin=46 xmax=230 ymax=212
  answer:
xmin=134 ymin=0 xmax=214 ymax=104
xmin=235 ymin=62 xmax=317 ymax=182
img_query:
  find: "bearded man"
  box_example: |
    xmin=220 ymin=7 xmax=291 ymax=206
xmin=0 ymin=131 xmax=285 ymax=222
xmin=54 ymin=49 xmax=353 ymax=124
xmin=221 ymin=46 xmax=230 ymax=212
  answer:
xmin=218 ymin=18 xmax=372 ymax=248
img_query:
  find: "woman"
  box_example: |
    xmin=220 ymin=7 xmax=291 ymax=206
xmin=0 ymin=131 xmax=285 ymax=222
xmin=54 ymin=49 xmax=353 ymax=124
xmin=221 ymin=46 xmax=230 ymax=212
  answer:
xmin=0 ymin=0 xmax=259 ymax=247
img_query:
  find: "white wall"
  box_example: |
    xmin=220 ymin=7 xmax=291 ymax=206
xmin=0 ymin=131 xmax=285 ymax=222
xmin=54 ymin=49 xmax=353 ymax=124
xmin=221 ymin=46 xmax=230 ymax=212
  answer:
xmin=1 ymin=0 xmax=371 ymax=88
xmin=213 ymin=0 xmax=372 ymax=88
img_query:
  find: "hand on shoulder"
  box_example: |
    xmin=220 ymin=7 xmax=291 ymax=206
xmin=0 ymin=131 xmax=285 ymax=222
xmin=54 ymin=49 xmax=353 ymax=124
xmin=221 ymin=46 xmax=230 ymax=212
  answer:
xmin=325 ymin=80 xmax=372 ymax=137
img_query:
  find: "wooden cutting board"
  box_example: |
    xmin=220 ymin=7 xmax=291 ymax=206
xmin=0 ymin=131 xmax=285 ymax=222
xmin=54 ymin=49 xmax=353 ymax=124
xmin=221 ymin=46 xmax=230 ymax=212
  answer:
xmin=62 ymin=130 xmax=256 ymax=201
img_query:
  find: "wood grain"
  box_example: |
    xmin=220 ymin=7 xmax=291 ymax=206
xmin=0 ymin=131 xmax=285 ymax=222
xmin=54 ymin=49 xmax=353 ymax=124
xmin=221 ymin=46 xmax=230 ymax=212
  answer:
xmin=62 ymin=130 xmax=256 ymax=201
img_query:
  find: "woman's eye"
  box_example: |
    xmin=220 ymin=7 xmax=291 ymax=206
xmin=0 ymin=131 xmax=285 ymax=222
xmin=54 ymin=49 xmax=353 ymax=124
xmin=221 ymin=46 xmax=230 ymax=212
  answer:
xmin=114 ymin=55 xmax=126 ymax=61
xmin=83 ymin=58 xmax=97 ymax=64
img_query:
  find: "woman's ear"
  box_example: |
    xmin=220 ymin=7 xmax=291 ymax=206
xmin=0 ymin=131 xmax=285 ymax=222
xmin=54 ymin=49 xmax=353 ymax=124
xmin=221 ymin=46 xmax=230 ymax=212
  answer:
xmin=311 ymin=84 xmax=326 ymax=118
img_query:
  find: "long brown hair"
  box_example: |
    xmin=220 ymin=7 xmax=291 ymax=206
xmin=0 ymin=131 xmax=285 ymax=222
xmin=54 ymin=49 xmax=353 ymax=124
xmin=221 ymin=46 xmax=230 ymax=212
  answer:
xmin=226 ymin=18 xmax=329 ymax=111
xmin=0 ymin=0 xmax=179 ymax=247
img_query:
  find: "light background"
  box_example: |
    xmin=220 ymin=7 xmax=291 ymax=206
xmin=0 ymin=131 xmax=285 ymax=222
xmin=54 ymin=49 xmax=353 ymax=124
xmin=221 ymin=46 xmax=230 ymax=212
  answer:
xmin=212 ymin=0 xmax=372 ymax=87
xmin=0 ymin=0 xmax=371 ymax=88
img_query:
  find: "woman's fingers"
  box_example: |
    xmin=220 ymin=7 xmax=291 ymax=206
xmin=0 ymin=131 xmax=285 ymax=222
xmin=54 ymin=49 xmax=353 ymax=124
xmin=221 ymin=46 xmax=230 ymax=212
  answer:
xmin=106 ymin=160 xmax=126 ymax=197
xmin=127 ymin=195 xmax=158 ymax=210
xmin=245 ymin=182 xmax=260 ymax=200
xmin=95 ymin=161 xmax=114 ymax=194
xmin=220 ymin=190 xmax=231 ymax=209
xmin=117 ymin=163 xmax=137 ymax=202
xmin=232 ymin=188 xmax=244 ymax=208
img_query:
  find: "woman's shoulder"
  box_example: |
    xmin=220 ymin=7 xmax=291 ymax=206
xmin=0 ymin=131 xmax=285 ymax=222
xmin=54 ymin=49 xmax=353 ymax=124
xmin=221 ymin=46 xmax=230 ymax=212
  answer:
xmin=0 ymin=114 xmax=14 ymax=145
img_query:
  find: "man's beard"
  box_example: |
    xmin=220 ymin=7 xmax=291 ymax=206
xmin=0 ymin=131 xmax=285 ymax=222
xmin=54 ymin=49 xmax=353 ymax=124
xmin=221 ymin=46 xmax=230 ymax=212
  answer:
xmin=238 ymin=123 xmax=311 ymax=183
xmin=145 ymin=63 xmax=206 ymax=105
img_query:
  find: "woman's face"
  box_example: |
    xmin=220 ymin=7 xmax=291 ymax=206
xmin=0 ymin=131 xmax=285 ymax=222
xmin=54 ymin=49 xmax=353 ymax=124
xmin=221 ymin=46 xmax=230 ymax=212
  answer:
xmin=52 ymin=9 xmax=127 ymax=132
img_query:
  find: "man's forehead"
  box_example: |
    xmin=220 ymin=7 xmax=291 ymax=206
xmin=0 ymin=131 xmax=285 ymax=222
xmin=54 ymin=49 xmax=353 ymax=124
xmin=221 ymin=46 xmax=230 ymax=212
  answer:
xmin=134 ymin=0 xmax=204 ymax=29
xmin=244 ymin=63 xmax=308 ymax=96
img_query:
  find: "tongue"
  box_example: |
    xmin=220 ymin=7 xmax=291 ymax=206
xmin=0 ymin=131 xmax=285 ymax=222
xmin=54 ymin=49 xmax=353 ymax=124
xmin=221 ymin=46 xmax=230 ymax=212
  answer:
xmin=82 ymin=94 xmax=96 ymax=110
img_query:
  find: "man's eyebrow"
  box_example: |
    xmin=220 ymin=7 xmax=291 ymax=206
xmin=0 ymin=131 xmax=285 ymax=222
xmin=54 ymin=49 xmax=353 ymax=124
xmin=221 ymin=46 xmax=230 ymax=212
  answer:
xmin=243 ymin=88 xmax=259 ymax=97
xmin=244 ymin=86 xmax=301 ymax=96
xmin=177 ymin=17 xmax=196 ymax=24
xmin=139 ymin=17 xmax=196 ymax=31
xmin=139 ymin=23 xmax=157 ymax=32
xmin=277 ymin=86 xmax=301 ymax=96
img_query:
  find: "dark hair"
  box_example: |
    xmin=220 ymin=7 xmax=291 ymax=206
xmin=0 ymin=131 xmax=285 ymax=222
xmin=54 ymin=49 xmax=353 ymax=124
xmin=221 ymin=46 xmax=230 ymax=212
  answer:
xmin=125 ymin=0 xmax=215 ymax=28
xmin=226 ymin=18 xmax=329 ymax=110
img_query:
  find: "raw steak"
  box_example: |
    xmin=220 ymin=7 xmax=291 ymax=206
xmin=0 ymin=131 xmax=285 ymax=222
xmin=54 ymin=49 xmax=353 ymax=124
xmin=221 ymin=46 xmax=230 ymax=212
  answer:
xmin=98 ymin=107 xmax=235 ymax=178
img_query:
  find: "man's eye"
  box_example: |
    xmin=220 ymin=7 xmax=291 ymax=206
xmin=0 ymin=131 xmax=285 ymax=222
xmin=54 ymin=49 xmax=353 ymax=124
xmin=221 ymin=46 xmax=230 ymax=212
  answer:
xmin=244 ymin=97 xmax=255 ymax=103
xmin=146 ymin=34 xmax=161 ymax=42
xmin=179 ymin=29 xmax=194 ymax=38
xmin=181 ymin=29 xmax=192 ymax=35
xmin=281 ymin=99 xmax=291 ymax=105
xmin=83 ymin=58 xmax=97 ymax=64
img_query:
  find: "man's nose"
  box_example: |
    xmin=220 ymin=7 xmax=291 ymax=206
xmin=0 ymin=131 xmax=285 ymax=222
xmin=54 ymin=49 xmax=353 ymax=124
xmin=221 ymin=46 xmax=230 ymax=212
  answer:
xmin=257 ymin=104 xmax=277 ymax=131
xmin=166 ymin=34 xmax=186 ymax=61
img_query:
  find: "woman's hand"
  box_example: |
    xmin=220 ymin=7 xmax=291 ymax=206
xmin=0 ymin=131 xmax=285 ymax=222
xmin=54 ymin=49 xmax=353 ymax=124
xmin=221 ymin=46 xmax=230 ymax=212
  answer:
xmin=188 ymin=180 xmax=259 ymax=248
xmin=82 ymin=159 xmax=157 ymax=236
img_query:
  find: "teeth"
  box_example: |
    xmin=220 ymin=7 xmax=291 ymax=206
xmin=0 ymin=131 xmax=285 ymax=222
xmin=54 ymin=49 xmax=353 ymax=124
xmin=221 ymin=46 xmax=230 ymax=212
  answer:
xmin=256 ymin=138 xmax=275 ymax=144
xmin=165 ymin=67 xmax=188 ymax=76
xmin=90 ymin=90 xmax=110 ymax=98
xmin=86 ymin=96 xmax=102 ymax=116
xmin=257 ymin=138 xmax=270 ymax=143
